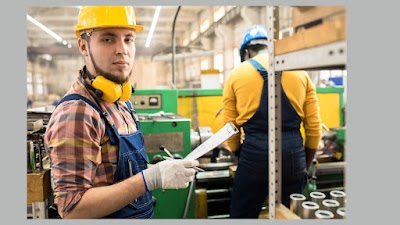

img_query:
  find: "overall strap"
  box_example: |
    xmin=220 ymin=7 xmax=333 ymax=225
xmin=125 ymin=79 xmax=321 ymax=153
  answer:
xmin=58 ymin=94 xmax=118 ymax=145
xmin=124 ymin=101 xmax=139 ymax=124
xmin=125 ymin=100 xmax=133 ymax=111
xmin=248 ymin=58 xmax=268 ymax=78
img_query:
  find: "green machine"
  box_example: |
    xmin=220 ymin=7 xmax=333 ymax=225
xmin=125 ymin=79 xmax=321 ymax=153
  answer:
xmin=130 ymin=89 xmax=178 ymax=114
xmin=313 ymin=87 xmax=346 ymax=196
xmin=130 ymin=89 xmax=195 ymax=218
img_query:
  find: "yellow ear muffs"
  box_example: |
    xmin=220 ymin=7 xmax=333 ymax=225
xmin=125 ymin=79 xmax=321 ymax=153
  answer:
xmin=91 ymin=76 xmax=122 ymax=102
xmin=119 ymin=80 xmax=132 ymax=101
xmin=91 ymin=76 xmax=132 ymax=102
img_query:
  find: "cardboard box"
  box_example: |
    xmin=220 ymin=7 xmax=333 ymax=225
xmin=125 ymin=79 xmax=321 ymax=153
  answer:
xmin=292 ymin=6 xmax=346 ymax=29
xmin=27 ymin=169 xmax=51 ymax=204
xmin=275 ymin=16 xmax=346 ymax=55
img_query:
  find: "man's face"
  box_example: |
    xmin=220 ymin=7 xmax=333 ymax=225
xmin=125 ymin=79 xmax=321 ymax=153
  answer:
xmin=79 ymin=28 xmax=137 ymax=84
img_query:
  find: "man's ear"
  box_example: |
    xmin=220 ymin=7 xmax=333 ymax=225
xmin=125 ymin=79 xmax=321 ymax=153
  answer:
xmin=244 ymin=49 xmax=250 ymax=60
xmin=77 ymin=38 xmax=88 ymax=56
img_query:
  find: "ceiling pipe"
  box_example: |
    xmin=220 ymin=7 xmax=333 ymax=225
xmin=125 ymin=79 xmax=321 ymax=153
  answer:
xmin=171 ymin=6 xmax=181 ymax=89
xmin=152 ymin=50 xmax=215 ymax=61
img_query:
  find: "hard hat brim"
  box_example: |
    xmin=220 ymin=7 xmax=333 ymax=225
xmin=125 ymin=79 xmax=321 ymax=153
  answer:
xmin=75 ymin=24 xmax=144 ymax=38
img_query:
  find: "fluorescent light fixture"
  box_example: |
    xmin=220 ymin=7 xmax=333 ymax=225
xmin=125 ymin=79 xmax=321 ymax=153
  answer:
xmin=27 ymin=14 xmax=63 ymax=43
xmin=145 ymin=6 xmax=161 ymax=48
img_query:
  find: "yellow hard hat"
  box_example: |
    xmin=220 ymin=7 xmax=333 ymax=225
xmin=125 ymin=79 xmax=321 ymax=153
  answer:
xmin=74 ymin=6 xmax=144 ymax=38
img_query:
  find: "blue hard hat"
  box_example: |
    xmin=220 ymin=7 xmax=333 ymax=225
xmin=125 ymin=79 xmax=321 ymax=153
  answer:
xmin=239 ymin=24 xmax=269 ymax=53
xmin=239 ymin=24 xmax=269 ymax=62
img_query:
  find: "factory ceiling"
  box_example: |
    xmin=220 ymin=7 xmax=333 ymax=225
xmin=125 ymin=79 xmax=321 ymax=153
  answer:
xmin=26 ymin=6 xmax=215 ymax=59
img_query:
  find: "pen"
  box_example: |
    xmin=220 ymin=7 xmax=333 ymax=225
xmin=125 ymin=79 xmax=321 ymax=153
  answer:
xmin=162 ymin=156 xmax=205 ymax=172
xmin=159 ymin=145 xmax=204 ymax=172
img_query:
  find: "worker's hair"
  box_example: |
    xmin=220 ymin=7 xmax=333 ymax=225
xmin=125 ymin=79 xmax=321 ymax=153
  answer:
xmin=246 ymin=44 xmax=268 ymax=54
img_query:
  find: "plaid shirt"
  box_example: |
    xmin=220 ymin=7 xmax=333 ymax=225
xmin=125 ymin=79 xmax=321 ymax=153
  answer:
xmin=44 ymin=75 xmax=138 ymax=218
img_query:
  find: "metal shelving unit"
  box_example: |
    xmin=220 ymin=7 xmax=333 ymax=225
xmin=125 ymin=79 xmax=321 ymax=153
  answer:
xmin=266 ymin=6 xmax=347 ymax=219
xmin=266 ymin=6 xmax=280 ymax=219
xmin=275 ymin=41 xmax=347 ymax=71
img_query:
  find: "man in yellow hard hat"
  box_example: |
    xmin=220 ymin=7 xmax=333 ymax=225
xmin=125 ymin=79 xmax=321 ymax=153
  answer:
xmin=44 ymin=6 xmax=199 ymax=219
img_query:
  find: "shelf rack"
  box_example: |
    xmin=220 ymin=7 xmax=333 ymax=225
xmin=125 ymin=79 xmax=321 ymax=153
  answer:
xmin=266 ymin=6 xmax=347 ymax=219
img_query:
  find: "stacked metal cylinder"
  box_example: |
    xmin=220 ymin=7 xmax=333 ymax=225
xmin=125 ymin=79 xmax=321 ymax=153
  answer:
xmin=290 ymin=190 xmax=346 ymax=219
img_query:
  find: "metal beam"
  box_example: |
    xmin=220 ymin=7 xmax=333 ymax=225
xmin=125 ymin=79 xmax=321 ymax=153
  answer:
xmin=27 ymin=46 xmax=80 ymax=56
xmin=275 ymin=41 xmax=347 ymax=71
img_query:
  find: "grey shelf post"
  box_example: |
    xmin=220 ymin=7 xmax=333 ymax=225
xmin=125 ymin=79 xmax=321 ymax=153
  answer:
xmin=266 ymin=5 xmax=282 ymax=219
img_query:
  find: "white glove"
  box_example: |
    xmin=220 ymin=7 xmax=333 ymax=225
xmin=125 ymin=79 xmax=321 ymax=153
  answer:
xmin=142 ymin=159 xmax=199 ymax=191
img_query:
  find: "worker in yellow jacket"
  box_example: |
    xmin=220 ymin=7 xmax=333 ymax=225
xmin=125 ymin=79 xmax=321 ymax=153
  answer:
xmin=223 ymin=24 xmax=322 ymax=218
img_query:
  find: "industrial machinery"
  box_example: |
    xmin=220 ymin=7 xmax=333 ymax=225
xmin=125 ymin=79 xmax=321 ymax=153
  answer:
xmin=136 ymin=112 xmax=195 ymax=218
xmin=132 ymin=89 xmax=238 ymax=219
xmin=132 ymin=89 xmax=198 ymax=218
xmin=130 ymin=89 xmax=178 ymax=114
xmin=314 ymin=126 xmax=346 ymax=195
xmin=27 ymin=107 xmax=54 ymax=172
xmin=27 ymin=107 xmax=54 ymax=219
xmin=177 ymin=88 xmax=237 ymax=218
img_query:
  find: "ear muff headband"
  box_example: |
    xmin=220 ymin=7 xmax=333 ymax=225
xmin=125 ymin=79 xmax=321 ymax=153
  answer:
xmin=79 ymin=75 xmax=104 ymax=99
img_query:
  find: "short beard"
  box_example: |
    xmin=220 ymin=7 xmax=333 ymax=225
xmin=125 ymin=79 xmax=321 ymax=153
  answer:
xmin=88 ymin=45 xmax=131 ymax=84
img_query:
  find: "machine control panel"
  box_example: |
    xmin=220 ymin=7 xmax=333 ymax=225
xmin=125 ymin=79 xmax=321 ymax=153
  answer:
xmin=131 ymin=94 xmax=162 ymax=109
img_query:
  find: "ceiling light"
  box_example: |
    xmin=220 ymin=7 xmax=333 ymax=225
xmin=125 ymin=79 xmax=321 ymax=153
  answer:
xmin=27 ymin=14 xmax=69 ymax=46
xmin=145 ymin=6 xmax=161 ymax=48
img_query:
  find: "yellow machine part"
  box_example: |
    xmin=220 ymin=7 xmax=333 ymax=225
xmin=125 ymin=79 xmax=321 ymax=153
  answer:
xmin=195 ymin=189 xmax=208 ymax=218
xmin=300 ymin=92 xmax=342 ymax=137
xmin=178 ymin=95 xmax=223 ymax=129
xmin=317 ymin=92 xmax=341 ymax=128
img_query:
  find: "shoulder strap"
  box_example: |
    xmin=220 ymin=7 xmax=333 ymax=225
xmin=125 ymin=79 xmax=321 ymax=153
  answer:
xmin=125 ymin=101 xmax=134 ymax=112
xmin=59 ymin=94 xmax=102 ymax=113
xmin=248 ymin=58 xmax=268 ymax=78
xmin=124 ymin=101 xmax=139 ymax=123
xmin=57 ymin=94 xmax=118 ymax=145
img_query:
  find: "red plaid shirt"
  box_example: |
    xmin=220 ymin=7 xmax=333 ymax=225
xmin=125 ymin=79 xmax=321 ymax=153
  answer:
xmin=44 ymin=74 xmax=138 ymax=218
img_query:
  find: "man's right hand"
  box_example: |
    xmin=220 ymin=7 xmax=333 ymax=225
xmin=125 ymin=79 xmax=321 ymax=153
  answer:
xmin=142 ymin=159 xmax=199 ymax=191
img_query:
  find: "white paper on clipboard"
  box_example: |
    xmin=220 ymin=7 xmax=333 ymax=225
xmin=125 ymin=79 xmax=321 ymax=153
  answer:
xmin=185 ymin=122 xmax=239 ymax=160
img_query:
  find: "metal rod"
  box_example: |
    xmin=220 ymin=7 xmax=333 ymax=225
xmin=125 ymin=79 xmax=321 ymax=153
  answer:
xmin=171 ymin=6 xmax=181 ymax=88
xmin=183 ymin=176 xmax=195 ymax=218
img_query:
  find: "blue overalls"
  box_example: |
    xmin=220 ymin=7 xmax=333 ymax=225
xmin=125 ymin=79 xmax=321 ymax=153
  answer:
xmin=58 ymin=94 xmax=154 ymax=218
xmin=229 ymin=58 xmax=308 ymax=218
